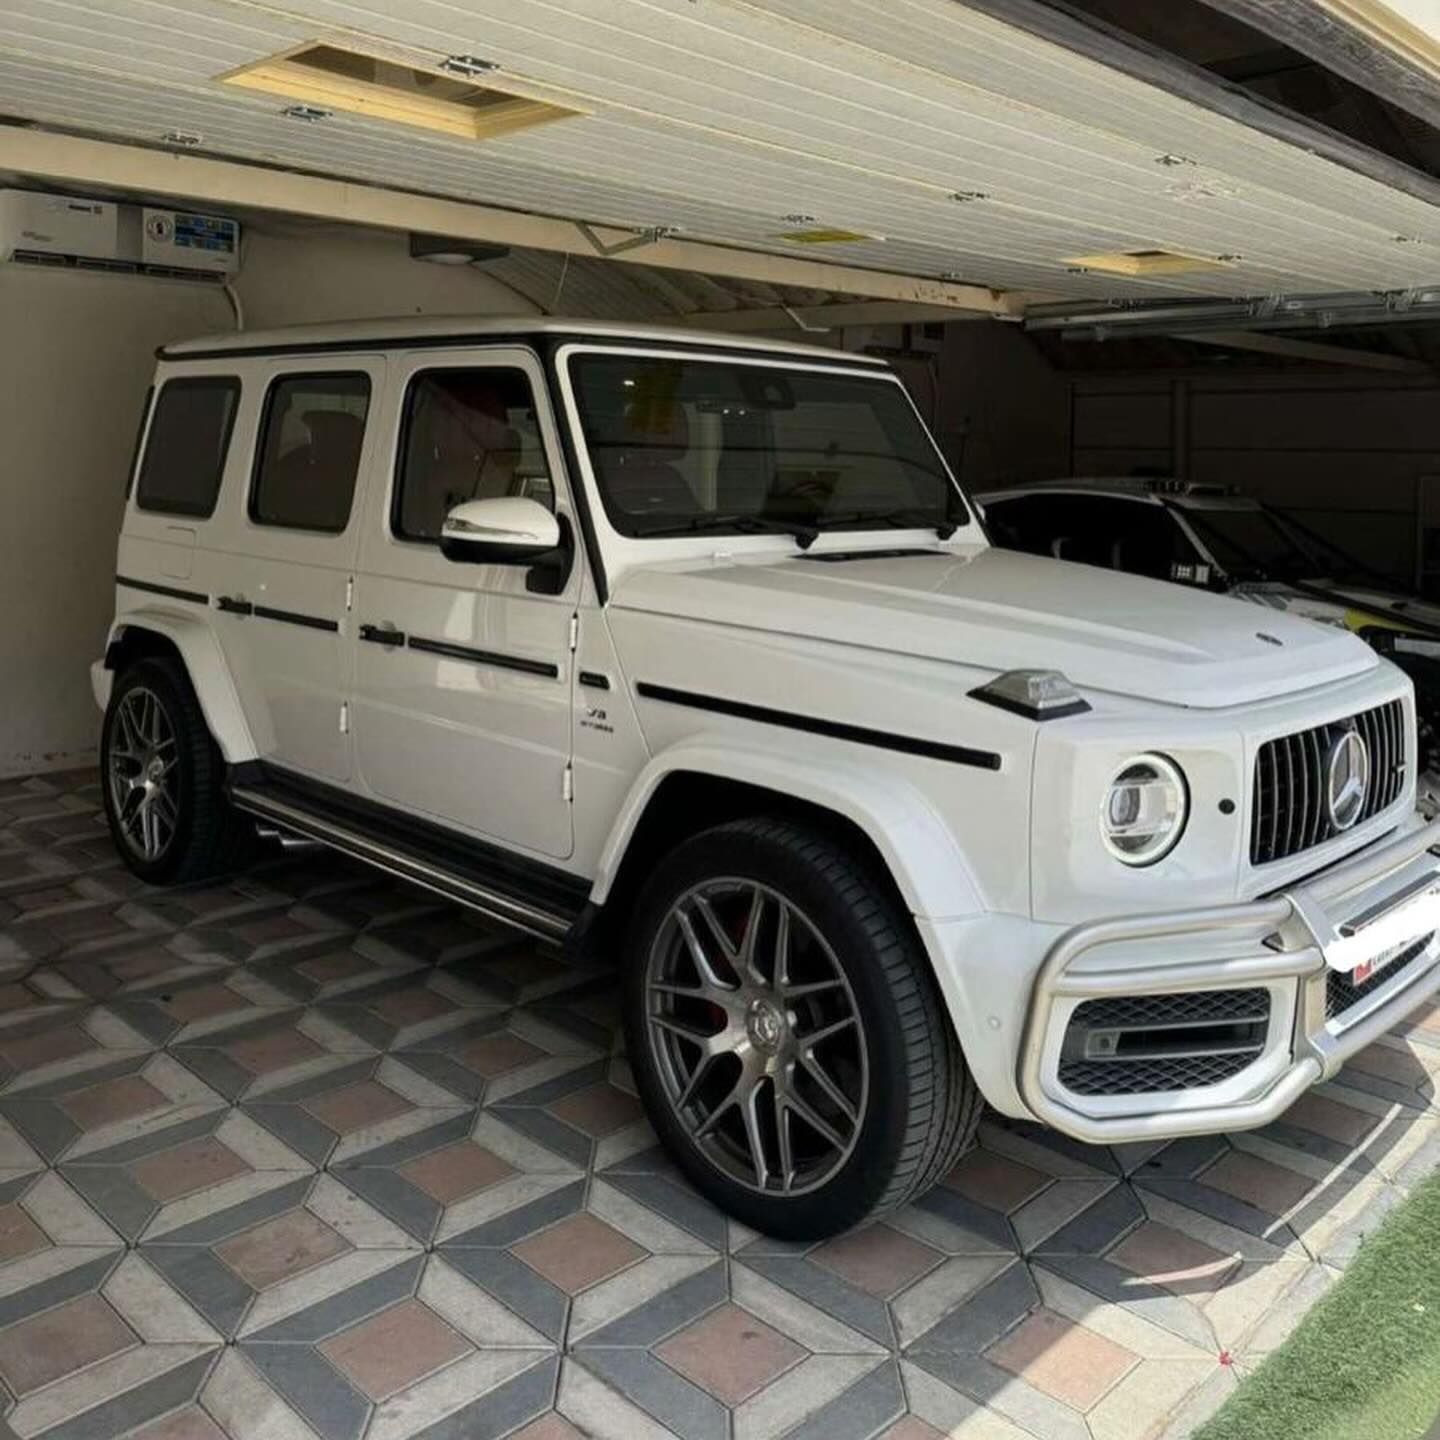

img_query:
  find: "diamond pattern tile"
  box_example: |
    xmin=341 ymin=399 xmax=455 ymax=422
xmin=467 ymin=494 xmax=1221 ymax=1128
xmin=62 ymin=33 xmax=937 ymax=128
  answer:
xmin=657 ymin=1301 xmax=807 ymax=1405
xmin=0 ymin=765 xmax=1430 ymax=1439
xmin=319 ymin=1298 xmax=471 ymax=1400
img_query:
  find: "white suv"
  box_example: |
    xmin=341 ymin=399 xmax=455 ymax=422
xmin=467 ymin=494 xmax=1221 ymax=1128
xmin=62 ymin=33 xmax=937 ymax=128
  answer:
xmin=95 ymin=317 xmax=1440 ymax=1238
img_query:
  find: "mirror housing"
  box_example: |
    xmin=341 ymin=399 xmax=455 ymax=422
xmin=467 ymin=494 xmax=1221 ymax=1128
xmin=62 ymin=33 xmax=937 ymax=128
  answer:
xmin=440 ymin=497 xmax=562 ymax=565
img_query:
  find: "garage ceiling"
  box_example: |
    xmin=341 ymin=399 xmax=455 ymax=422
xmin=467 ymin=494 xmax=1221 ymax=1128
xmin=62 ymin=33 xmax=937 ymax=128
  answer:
xmin=1 ymin=0 xmax=1440 ymax=307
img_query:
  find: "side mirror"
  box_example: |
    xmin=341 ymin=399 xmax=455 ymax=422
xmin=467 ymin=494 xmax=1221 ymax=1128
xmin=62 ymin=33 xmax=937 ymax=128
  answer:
xmin=440 ymin=497 xmax=561 ymax=565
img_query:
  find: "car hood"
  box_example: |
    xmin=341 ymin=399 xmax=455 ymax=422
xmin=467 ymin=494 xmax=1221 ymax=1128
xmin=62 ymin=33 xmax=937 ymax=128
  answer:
xmin=611 ymin=546 xmax=1379 ymax=708
xmin=1293 ymin=581 xmax=1440 ymax=635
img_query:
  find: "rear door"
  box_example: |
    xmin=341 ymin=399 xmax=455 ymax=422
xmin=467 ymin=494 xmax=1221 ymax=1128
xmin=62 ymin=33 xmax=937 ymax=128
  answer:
xmin=349 ymin=348 xmax=577 ymax=860
xmin=211 ymin=358 xmax=383 ymax=784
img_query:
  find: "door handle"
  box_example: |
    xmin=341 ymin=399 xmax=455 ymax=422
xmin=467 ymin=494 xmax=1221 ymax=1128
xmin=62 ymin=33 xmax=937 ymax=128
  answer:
xmin=359 ymin=623 xmax=406 ymax=647
xmin=216 ymin=595 xmax=253 ymax=616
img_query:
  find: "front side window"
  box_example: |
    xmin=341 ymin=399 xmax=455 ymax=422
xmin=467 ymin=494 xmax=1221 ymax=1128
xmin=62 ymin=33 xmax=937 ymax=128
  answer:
xmin=568 ymin=354 xmax=965 ymax=538
xmin=250 ymin=373 xmax=371 ymax=532
xmin=394 ymin=368 xmax=554 ymax=543
xmin=135 ymin=376 xmax=240 ymax=517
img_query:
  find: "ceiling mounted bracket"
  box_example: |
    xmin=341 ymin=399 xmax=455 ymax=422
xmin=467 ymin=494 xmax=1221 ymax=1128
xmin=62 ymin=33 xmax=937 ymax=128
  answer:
xmin=575 ymin=221 xmax=678 ymax=257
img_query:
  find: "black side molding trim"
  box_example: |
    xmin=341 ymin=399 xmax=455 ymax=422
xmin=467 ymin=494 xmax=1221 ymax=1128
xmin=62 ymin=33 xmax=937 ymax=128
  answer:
xmin=216 ymin=595 xmax=254 ymax=616
xmin=253 ymin=605 xmax=340 ymax=633
xmin=359 ymin=624 xmax=406 ymax=647
xmin=578 ymin=670 xmax=611 ymax=690
xmin=408 ymin=635 xmax=560 ymax=679
xmin=116 ymin=575 xmax=208 ymax=606
xmin=636 ymin=682 xmax=1003 ymax=771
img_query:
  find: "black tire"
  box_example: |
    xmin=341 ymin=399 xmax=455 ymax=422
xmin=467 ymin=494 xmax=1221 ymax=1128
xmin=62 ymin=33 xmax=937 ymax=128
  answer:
xmin=100 ymin=657 xmax=256 ymax=885
xmin=623 ymin=816 xmax=981 ymax=1239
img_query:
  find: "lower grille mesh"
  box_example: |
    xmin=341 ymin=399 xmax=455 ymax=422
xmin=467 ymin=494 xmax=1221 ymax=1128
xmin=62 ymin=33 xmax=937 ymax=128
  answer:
xmin=1326 ymin=933 xmax=1434 ymax=1020
xmin=1060 ymin=1051 xmax=1260 ymax=1096
xmin=1058 ymin=987 xmax=1271 ymax=1097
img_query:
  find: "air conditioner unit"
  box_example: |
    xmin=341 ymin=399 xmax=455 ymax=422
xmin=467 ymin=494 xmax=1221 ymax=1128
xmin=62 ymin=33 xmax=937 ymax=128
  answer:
xmin=0 ymin=191 xmax=118 ymax=265
xmin=137 ymin=206 xmax=240 ymax=276
xmin=0 ymin=190 xmax=240 ymax=281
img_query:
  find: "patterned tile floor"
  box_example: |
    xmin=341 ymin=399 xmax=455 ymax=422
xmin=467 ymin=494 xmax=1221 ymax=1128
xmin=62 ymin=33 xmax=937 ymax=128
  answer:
xmin=1 ymin=768 xmax=1439 ymax=1440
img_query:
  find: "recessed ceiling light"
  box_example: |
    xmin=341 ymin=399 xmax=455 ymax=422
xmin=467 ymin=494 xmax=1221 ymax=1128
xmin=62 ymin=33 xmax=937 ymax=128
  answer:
xmin=1394 ymin=234 xmax=1424 ymax=244
xmin=161 ymin=130 xmax=203 ymax=147
xmin=440 ymin=54 xmax=500 ymax=78
xmin=281 ymin=104 xmax=332 ymax=122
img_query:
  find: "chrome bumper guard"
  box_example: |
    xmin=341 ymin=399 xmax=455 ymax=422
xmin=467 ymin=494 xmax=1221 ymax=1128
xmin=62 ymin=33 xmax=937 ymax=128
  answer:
xmin=1020 ymin=816 xmax=1440 ymax=1144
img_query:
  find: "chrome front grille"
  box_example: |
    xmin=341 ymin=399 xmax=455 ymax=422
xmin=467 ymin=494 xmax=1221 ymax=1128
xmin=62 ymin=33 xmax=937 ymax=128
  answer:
xmin=1250 ymin=700 xmax=1406 ymax=866
xmin=1057 ymin=988 xmax=1271 ymax=1096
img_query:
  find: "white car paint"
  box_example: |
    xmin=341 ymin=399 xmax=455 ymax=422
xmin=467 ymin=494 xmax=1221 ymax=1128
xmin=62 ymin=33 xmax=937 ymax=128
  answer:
xmin=99 ymin=318 xmax=1440 ymax=1146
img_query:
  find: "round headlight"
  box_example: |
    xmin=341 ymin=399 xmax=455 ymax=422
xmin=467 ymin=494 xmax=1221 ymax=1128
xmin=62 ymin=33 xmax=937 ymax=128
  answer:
xmin=1101 ymin=754 xmax=1188 ymax=866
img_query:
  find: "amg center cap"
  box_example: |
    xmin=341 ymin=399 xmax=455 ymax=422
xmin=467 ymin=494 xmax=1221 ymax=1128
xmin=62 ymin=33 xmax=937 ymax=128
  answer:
xmin=746 ymin=998 xmax=787 ymax=1054
xmin=1325 ymin=726 xmax=1370 ymax=832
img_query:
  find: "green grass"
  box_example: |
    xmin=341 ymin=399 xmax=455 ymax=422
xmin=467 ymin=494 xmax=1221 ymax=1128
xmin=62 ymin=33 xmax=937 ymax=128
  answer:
xmin=1195 ymin=1171 xmax=1440 ymax=1440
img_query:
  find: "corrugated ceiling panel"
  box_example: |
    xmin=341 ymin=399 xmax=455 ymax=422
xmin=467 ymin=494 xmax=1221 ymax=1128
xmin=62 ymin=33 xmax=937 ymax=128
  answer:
xmin=0 ymin=0 xmax=1438 ymax=302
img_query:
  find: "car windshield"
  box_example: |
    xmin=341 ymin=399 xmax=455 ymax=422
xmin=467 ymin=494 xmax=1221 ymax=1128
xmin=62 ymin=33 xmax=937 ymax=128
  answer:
xmin=568 ymin=353 xmax=966 ymax=539
xmin=1183 ymin=504 xmax=1377 ymax=584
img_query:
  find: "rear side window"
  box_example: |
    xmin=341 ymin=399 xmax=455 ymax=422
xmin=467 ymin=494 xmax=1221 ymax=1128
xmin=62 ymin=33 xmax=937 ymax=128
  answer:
xmin=124 ymin=386 xmax=154 ymax=499
xmin=393 ymin=368 xmax=554 ymax=543
xmin=250 ymin=373 xmax=371 ymax=533
xmin=135 ymin=376 xmax=240 ymax=518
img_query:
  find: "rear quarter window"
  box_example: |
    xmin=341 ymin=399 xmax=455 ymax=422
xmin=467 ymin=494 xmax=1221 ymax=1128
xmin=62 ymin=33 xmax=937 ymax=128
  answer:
xmin=135 ymin=376 xmax=241 ymax=518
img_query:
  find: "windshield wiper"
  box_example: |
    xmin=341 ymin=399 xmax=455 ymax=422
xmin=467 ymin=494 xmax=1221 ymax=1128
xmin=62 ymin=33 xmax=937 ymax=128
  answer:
xmin=632 ymin=513 xmax=819 ymax=548
xmin=813 ymin=507 xmax=960 ymax=541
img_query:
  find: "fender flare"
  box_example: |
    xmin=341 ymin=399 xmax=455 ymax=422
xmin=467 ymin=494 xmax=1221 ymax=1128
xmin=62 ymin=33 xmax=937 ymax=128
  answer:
xmin=103 ymin=609 xmax=260 ymax=764
xmin=589 ymin=738 xmax=983 ymax=921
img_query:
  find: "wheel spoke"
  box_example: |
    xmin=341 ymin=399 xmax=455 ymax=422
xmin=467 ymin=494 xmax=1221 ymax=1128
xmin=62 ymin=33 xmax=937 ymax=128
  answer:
xmin=153 ymin=789 xmax=178 ymax=832
xmin=738 ymin=1081 xmax=770 ymax=1190
xmin=649 ymin=979 xmax=707 ymax=999
xmin=780 ymin=977 xmax=844 ymax=1000
xmin=798 ymin=1049 xmax=859 ymax=1125
xmin=798 ymin=1015 xmax=857 ymax=1048
xmin=694 ymin=1080 xmax=740 ymax=1140
xmin=773 ymin=1087 xmax=796 ymax=1193
xmin=651 ymin=1013 xmax=725 ymax=1053
xmin=693 ymin=893 xmax=739 ymax=964
xmin=784 ymin=1087 xmax=850 ymax=1151
xmin=769 ymin=898 xmax=791 ymax=991
xmin=677 ymin=906 xmax=737 ymax=993
xmin=675 ymin=1050 xmax=720 ymax=1111
xmin=738 ymin=886 xmax=767 ymax=985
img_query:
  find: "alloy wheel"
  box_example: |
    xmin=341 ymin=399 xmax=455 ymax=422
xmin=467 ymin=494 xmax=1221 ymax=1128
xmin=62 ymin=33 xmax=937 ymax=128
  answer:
xmin=643 ymin=878 xmax=869 ymax=1196
xmin=106 ymin=686 xmax=180 ymax=863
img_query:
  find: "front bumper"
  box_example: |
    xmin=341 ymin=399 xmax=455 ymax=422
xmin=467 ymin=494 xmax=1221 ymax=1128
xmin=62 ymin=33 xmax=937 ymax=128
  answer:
xmin=1020 ymin=815 xmax=1440 ymax=1144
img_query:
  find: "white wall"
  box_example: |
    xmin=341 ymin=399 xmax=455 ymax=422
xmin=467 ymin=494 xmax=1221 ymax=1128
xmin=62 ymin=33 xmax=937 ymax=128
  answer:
xmin=0 ymin=266 xmax=231 ymax=776
xmin=0 ymin=217 xmax=537 ymax=777
xmin=232 ymin=220 xmax=535 ymax=329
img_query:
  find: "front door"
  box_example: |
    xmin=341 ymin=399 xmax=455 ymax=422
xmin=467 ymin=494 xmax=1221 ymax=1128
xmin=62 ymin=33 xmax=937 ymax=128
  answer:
xmin=349 ymin=349 xmax=577 ymax=860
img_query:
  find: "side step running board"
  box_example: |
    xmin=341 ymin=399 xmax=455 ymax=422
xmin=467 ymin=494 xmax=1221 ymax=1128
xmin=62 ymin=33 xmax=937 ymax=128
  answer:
xmin=230 ymin=782 xmax=581 ymax=943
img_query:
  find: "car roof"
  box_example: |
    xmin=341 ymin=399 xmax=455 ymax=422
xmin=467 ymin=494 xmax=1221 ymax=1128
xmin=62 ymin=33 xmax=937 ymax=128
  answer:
xmin=976 ymin=478 xmax=1256 ymax=509
xmin=159 ymin=315 xmax=889 ymax=364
